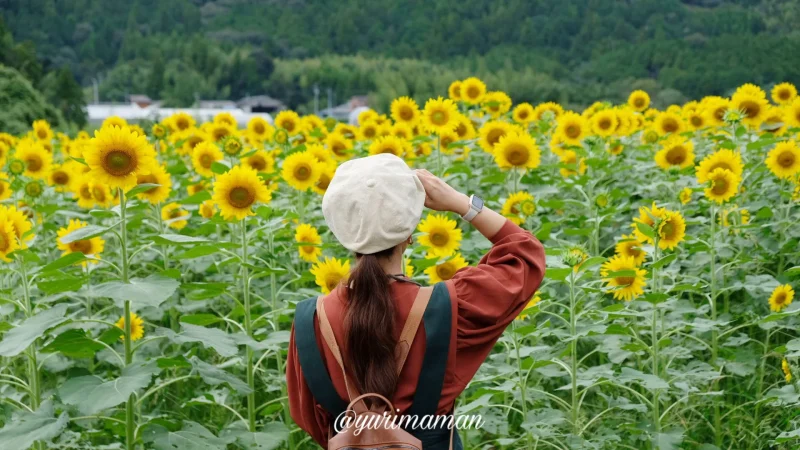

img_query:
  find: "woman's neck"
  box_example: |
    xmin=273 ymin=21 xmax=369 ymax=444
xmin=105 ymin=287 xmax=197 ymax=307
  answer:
xmin=378 ymin=253 xmax=405 ymax=276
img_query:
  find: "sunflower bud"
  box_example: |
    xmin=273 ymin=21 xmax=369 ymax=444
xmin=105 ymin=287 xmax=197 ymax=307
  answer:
xmin=562 ymin=245 xmax=588 ymax=268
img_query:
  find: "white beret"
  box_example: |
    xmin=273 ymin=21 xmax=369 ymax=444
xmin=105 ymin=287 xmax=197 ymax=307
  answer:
xmin=322 ymin=154 xmax=425 ymax=254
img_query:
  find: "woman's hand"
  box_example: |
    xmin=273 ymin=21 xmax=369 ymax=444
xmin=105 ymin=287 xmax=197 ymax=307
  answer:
xmin=415 ymin=169 xmax=470 ymax=215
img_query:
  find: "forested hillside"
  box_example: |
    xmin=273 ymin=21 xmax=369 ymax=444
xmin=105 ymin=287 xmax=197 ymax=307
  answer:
xmin=2 ymin=0 xmax=800 ymax=111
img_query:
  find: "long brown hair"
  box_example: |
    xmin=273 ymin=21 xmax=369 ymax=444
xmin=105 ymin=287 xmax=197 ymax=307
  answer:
xmin=344 ymin=246 xmax=397 ymax=399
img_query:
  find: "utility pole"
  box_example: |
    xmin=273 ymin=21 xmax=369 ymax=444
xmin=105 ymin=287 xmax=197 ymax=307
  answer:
xmin=313 ymin=84 xmax=320 ymax=115
xmin=91 ymin=77 xmax=99 ymax=104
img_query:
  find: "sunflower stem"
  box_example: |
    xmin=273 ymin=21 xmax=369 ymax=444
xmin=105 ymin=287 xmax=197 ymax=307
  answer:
xmin=650 ymin=239 xmax=661 ymax=444
xmin=20 ymin=261 xmax=43 ymax=450
xmin=569 ymin=270 xmax=579 ymax=436
xmin=240 ymin=219 xmax=256 ymax=432
xmin=708 ymin=204 xmax=722 ymax=448
xmin=436 ymin=134 xmax=442 ymax=177
xmin=511 ymin=320 xmax=533 ymax=448
xmin=118 ymin=188 xmax=136 ymax=450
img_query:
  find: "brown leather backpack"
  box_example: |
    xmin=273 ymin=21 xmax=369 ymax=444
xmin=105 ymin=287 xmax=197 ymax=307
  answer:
xmin=316 ymin=286 xmax=454 ymax=450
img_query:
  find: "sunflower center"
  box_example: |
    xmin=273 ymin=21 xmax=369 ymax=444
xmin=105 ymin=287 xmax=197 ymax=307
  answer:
xmin=662 ymin=118 xmax=679 ymax=133
xmin=518 ymin=110 xmax=529 ymax=120
xmin=25 ymin=156 xmax=42 ymax=172
xmin=0 ymin=232 xmax=7 ymax=251
xmin=325 ymin=275 xmax=341 ymax=292
xmin=70 ymin=239 xmax=93 ymax=254
xmin=92 ymin=186 xmax=107 ymax=201
xmin=777 ymin=151 xmax=796 ymax=168
xmin=282 ymin=120 xmax=295 ymax=132
xmin=430 ymin=232 xmax=449 ymax=247
xmin=660 ymin=222 xmax=676 ymax=239
xmin=363 ymin=127 xmax=376 ymax=139
xmin=690 ymin=116 xmax=703 ymax=127
xmin=599 ymin=118 xmax=612 ymax=130
xmin=487 ymin=129 xmax=505 ymax=147
xmin=436 ymin=264 xmax=455 ymax=280
xmin=634 ymin=98 xmax=645 ymax=108
xmin=431 ymin=111 xmax=447 ymax=125
xmin=466 ymin=86 xmax=480 ymax=99
xmin=294 ymin=164 xmax=312 ymax=181
xmin=565 ymin=124 xmax=581 ymax=139
xmin=712 ymin=177 xmax=729 ymax=195
xmin=253 ymin=123 xmax=265 ymax=134
xmin=775 ymin=293 xmax=787 ymax=305
xmin=615 ymin=276 xmax=635 ymax=286
xmin=399 ymin=107 xmax=413 ymax=121
xmin=317 ymin=173 xmax=332 ymax=191
xmin=710 ymin=162 xmax=733 ymax=173
xmin=228 ymin=186 xmax=255 ymax=208
xmin=169 ymin=208 xmax=182 ymax=219
xmin=177 ymin=118 xmax=189 ymax=130
xmin=331 ymin=142 xmax=347 ymax=155
xmin=52 ymin=171 xmax=69 ymax=185
xmin=665 ymin=146 xmax=687 ymax=165
xmin=25 ymin=182 xmax=42 ymax=197
xmin=778 ymin=90 xmax=791 ymax=101
xmin=740 ymin=100 xmax=761 ymax=118
xmin=249 ymin=156 xmax=267 ymax=171
xmin=138 ymin=174 xmax=159 ymax=193
xmin=104 ymin=151 xmax=135 ymax=176
xmin=505 ymin=144 xmax=530 ymax=166
xmin=200 ymin=154 xmax=214 ymax=169
xmin=80 ymin=185 xmax=92 ymax=199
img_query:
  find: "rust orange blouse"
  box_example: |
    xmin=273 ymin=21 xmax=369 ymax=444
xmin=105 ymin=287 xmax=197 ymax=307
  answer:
xmin=286 ymin=219 xmax=546 ymax=446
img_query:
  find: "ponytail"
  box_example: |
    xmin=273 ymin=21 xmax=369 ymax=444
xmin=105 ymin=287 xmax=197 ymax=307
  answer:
xmin=344 ymin=247 xmax=397 ymax=399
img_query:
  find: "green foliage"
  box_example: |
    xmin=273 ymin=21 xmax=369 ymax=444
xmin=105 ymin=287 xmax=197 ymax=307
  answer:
xmin=0 ymin=65 xmax=62 ymax=135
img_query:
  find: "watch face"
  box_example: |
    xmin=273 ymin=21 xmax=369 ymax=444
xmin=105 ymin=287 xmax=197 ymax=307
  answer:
xmin=472 ymin=196 xmax=484 ymax=210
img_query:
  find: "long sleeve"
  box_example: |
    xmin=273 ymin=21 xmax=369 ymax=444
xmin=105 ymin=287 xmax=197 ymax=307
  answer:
xmin=447 ymin=219 xmax=545 ymax=384
xmin=286 ymin=322 xmax=329 ymax=447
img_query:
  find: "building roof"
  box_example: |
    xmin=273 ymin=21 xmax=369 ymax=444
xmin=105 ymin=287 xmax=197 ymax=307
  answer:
xmin=86 ymin=102 xmax=274 ymax=126
xmin=237 ymin=95 xmax=286 ymax=109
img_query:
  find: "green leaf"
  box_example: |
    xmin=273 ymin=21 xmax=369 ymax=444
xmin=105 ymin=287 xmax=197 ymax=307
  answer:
xmin=162 ymin=324 xmax=239 ymax=357
xmin=635 ymin=222 xmax=655 ymax=239
xmin=211 ymin=161 xmax=230 ymax=175
xmin=58 ymin=223 xmax=117 ymax=244
xmin=546 ymin=267 xmax=572 ymax=281
xmin=220 ymin=422 xmax=290 ymax=450
xmin=649 ymin=253 xmax=676 ymax=270
xmin=126 ymin=183 xmax=161 ymax=197
xmin=91 ymin=275 xmax=180 ymax=310
xmin=98 ymin=326 xmax=124 ymax=344
xmin=0 ymin=304 xmax=70 ymax=357
xmin=190 ymin=356 xmax=252 ymax=395
xmin=605 ymin=270 xmax=638 ymax=278
xmin=40 ymin=329 xmax=104 ymax=358
xmin=59 ymin=361 xmax=160 ymax=415
xmin=179 ymin=190 xmax=212 ymax=205
xmin=180 ymin=314 xmax=222 ymax=326
xmin=142 ymin=421 xmax=232 ymax=450
xmin=37 ymin=274 xmax=85 ymax=294
xmin=578 ymin=256 xmax=605 ymax=271
xmin=157 ymin=355 xmax=192 ymax=369
xmin=785 ymin=266 xmax=800 ymax=277
xmin=0 ymin=400 xmax=68 ymax=449
xmin=175 ymin=245 xmax=223 ymax=260
xmin=153 ymin=234 xmax=209 ymax=245
xmin=38 ymin=252 xmax=87 ymax=272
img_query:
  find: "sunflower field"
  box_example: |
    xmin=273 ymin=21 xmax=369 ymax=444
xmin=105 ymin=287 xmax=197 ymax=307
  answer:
xmin=0 ymin=78 xmax=799 ymax=450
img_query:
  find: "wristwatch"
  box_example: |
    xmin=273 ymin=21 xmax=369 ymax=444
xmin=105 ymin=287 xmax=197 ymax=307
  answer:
xmin=461 ymin=194 xmax=484 ymax=222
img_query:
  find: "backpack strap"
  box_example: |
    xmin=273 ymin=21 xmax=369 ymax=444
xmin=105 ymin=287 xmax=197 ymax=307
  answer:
xmin=294 ymin=297 xmax=348 ymax=417
xmin=395 ymin=286 xmax=434 ymax=375
xmin=316 ymin=295 xmax=361 ymax=401
xmin=407 ymin=282 xmax=452 ymax=418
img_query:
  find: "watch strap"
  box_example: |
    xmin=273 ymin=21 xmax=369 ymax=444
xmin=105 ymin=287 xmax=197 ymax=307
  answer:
xmin=461 ymin=195 xmax=481 ymax=222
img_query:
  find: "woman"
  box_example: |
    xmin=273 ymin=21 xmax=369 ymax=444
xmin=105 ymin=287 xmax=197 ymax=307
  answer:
xmin=287 ymin=153 xmax=545 ymax=448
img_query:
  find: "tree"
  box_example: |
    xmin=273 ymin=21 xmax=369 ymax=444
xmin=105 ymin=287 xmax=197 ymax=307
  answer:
xmin=0 ymin=65 xmax=62 ymax=135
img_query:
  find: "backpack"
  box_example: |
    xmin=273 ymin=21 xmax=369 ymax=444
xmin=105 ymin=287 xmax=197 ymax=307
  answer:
xmin=314 ymin=285 xmax=455 ymax=450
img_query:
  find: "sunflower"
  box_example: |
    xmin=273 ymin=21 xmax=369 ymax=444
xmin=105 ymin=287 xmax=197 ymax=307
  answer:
xmin=244 ymin=150 xmax=276 ymax=174
xmin=24 ymin=180 xmax=43 ymax=199
xmin=696 ymin=150 xmax=744 ymax=183
xmin=702 ymin=97 xmax=730 ymax=127
xmin=32 ymin=119 xmax=53 ymax=142
xmin=0 ymin=217 xmax=20 ymax=262
xmin=135 ymin=165 xmax=172 ymax=204
xmin=425 ymin=253 xmax=469 ymax=283
xmin=213 ymin=165 xmax=271 ymax=221
xmin=684 ymin=109 xmax=707 ymax=131
xmin=787 ymin=98 xmax=800 ymax=128
xmin=71 ymin=175 xmax=96 ymax=209
xmin=654 ymin=111 xmax=685 ymax=136
xmin=438 ymin=130 xmax=461 ymax=155
xmin=632 ymin=202 xmax=666 ymax=244
xmin=501 ymin=191 xmax=536 ymax=225
xmin=275 ymin=110 xmax=301 ymax=135
xmin=718 ymin=206 xmax=750 ymax=228
xmin=591 ymin=109 xmax=619 ymax=137
xmin=84 ymin=126 xmax=157 ymax=190
xmin=90 ymin=182 xmax=116 ymax=209
xmin=16 ymin=140 xmax=53 ymax=180
xmin=628 ymin=90 xmax=650 ymax=112
xmin=448 ymin=80 xmax=462 ymax=101
xmin=460 ymin=77 xmax=486 ymax=104
xmin=390 ymin=97 xmax=420 ymax=125
xmin=421 ymin=97 xmax=459 ymax=134
xmin=313 ymin=164 xmax=336 ymax=195
xmin=101 ymin=116 xmax=127 ymax=130
xmin=554 ymin=112 xmax=589 ymax=146
xmin=558 ymin=150 xmax=586 ymax=178
xmin=180 ymin=131 xmax=209 ymax=156
xmin=281 ymin=151 xmax=323 ymax=191
xmin=247 ymin=117 xmax=273 ymax=142
xmin=210 ymin=112 xmax=236 ymax=128
xmin=771 ymin=82 xmax=797 ymax=105
xmin=703 ymin=168 xmax=738 ymax=204
xmin=730 ymin=91 xmax=769 ymax=128
xmin=783 ymin=358 xmax=793 ymax=383
xmin=161 ymin=203 xmax=189 ymax=230
xmin=418 ymin=214 xmax=462 ymax=258
xmin=207 ymin=122 xmax=235 ymax=142
xmin=199 ymin=200 xmax=217 ymax=219
xmin=311 ymin=257 xmax=351 ymax=294
xmin=0 ymin=132 xmax=16 ymax=148
xmin=303 ymin=115 xmax=325 ymax=134
xmin=478 ymin=121 xmax=513 ymax=154
xmin=517 ymin=295 xmax=542 ymax=320
xmin=453 ymin=115 xmax=476 ymax=141
xmin=533 ymin=102 xmax=564 ymax=121
xmin=761 ymin=106 xmax=787 ymax=135
xmin=679 ymin=187 xmax=692 ymax=205
xmin=389 ymin=122 xmax=413 ymax=141
xmin=0 ymin=205 xmax=33 ymax=247
xmin=295 ymin=224 xmax=322 ymax=262
xmin=168 ymin=112 xmax=195 ymax=133
xmin=191 ymin=141 xmax=223 ymax=178
xmin=765 ymin=140 xmax=800 ymax=179
xmin=188 ymin=181 xmax=208 ymax=196
xmin=615 ymin=234 xmax=646 ymax=266
xmin=0 ymin=175 xmax=12 ymax=202
xmin=768 ymin=284 xmax=794 ymax=313
xmin=494 ymin=132 xmax=541 ymax=170
xmin=48 ymin=164 xmax=74 ymax=192
xmin=655 ymin=136 xmax=695 ymax=170
xmin=116 ymin=312 xmax=145 ymax=341
xmin=365 ymin=135 xmax=405 ymax=157
xmin=482 ymin=91 xmax=512 ymax=118
xmin=512 ymin=103 xmax=535 ymax=124
xmin=56 ymin=219 xmax=105 ymax=260
xmin=0 ymin=142 xmax=8 ymax=167
xmin=657 ymin=211 xmax=686 ymax=250
xmin=600 ymin=255 xmax=647 ymax=302
xmin=358 ymin=121 xmax=380 ymax=141
xmin=325 ymin=132 xmax=353 ymax=160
